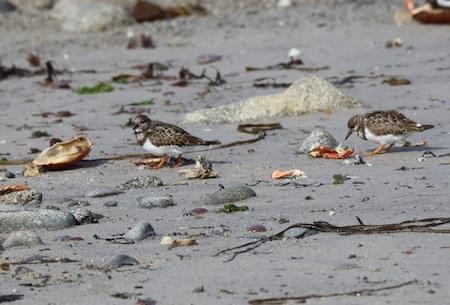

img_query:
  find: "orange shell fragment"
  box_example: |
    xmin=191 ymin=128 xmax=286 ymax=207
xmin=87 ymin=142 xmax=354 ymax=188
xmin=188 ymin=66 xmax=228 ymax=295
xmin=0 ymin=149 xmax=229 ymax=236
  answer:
xmin=0 ymin=184 xmax=30 ymax=196
xmin=309 ymin=146 xmax=353 ymax=159
xmin=405 ymin=0 xmax=450 ymax=24
xmin=272 ymin=169 xmax=306 ymax=179
xmin=32 ymin=136 xmax=93 ymax=170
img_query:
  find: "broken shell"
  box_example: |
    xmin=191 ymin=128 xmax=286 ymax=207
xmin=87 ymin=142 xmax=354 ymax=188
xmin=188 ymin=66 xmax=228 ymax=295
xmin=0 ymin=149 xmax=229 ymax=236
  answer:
xmin=309 ymin=146 xmax=353 ymax=159
xmin=169 ymin=238 xmax=198 ymax=249
xmin=0 ymin=184 xmax=30 ymax=196
xmin=32 ymin=136 xmax=93 ymax=170
xmin=406 ymin=1 xmax=450 ymax=24
xmin=271 ymin=169 xmax=306 ymax=179
xmin=160 ymin=236 xmax=174 ymax=245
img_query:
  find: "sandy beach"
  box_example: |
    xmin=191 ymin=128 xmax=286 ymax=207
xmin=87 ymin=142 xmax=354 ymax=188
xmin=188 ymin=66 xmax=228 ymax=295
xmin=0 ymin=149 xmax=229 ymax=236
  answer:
xmin=1 ymin=0 xmax=450 ymax=304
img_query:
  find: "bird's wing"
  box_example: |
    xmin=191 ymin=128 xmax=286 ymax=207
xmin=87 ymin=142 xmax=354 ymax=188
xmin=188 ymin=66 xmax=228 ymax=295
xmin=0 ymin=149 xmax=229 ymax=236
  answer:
xmin=366 ymin=110 xmax=410 ymax=135
xmin=148 ymin=121 xmax=205 ymax=147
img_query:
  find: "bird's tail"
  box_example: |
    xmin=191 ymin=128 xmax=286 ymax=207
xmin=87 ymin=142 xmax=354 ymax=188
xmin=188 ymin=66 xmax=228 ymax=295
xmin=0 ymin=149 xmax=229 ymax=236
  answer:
xmin=202 ymin=140 xmax=221 ymax=146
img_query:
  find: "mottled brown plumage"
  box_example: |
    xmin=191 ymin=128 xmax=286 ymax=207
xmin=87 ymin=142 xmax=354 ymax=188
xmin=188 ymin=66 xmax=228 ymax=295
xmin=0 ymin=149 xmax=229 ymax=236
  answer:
xmin=132 ymin=114 xmax=220 ymax=168
xmin=345 ymin=110 xmax=434 ymax=156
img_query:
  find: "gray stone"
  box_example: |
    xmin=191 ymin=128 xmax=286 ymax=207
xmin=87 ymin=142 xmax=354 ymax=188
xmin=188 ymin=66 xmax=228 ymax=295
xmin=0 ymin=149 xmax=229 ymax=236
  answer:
xmin=283 ymin=228 xmax=318 ymax=239
xmin=124 ymin=222 xmax=155 ymax=241
xmin=120 ymin=176 xmax=163 ymax=190
xmin=0 ymin=190 xmax=42 ymax=205
xmin=34 ymin=0 xmax=55 ymax=10
xmin=104 ymin=200 xmax=118 ymax=207
xmin=68 ymin=207 xmax=104 ymax=224
xmin=203 ymin=185 xmax=256 ymax=205
xmin=136 ymin=196 xmax=175 ymax=209
xmin=0 ymin=0 xmax=16 ymax=12
xmin=299 ymin=128 xmax=339 ymax=154
xmin=342 ymin=154 xmax=366 ymax=166
xmin=0 ymin=209 xmax=77 ymax=233
xmin=105 ymin=254 xmax=139 ymax=269
xmin=3 ymin=230 xmax=43 ymax=249
xmin=51 ymin=0 xmax=131 ymax=32
xmin=181 ymin=76 xmax=358 ymax=125
xmin=86 ymin=187 xmax=122 ymax=198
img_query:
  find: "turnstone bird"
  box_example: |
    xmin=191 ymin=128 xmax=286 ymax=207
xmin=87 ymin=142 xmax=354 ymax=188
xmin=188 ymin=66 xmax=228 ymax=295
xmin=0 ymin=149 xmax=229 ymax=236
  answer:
xmin=132 ymin=114 xmax=221 ymax=168
xmin=345 ymin=110 xmax=434 ymax=156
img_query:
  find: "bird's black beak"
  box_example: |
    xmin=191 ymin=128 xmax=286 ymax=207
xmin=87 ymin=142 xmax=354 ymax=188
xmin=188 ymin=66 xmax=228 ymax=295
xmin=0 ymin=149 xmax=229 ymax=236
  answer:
xmin=344 ymin=129 xmax=352 ymax=140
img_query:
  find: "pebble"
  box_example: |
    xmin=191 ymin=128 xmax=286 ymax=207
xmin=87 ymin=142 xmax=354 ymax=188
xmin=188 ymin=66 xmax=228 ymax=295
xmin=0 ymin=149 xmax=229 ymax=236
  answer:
xmin=136 ymin=196 xmax=175 ymax=209
xmin=191 ymin=208 xmax=208 ymax=215
xmin=12 ymin=266 xmax=42 ymax=280
xmin=0 ymin=0 xmax=16 ymax=13
xmin=124 ymin=222 xmax=156 ymax=241
xmin=3 ymin=230 xmax=43 ymax=248
xmin=86 ymin=187 xmax=122 ymax=198
xmin=208 ymin=227 xmax=228 ymax=237
xmin=299 ymin=128 xmax=339 ymax=154
xmin=5 ymin=171 xmax=15 ymax=179
xmin=0 ymin=190 xmax=42 ymax=205
xmin=247 ymin=225 xmax=267 ymax=233
xmin=203 ymin=185 xmax=256 ymax=205
xmin=120 ymin=176 xmax=163 ymax=190
xmin=51 ymin=0 xmax=131 ymax=32
xmin=283 ymin=228 xmax=318 ymax=239
xmin=0 ymin=209 xmax=77 ymax=233
xmin=105 ymin=254 xmax=139 ymax=269
xmin=160 ymin=236 xmax=173 ymax=245
xmin=60 ymin=198 xmax=90 ymax=207
xmin=104 ymin=200 xmax=118 ymax=207
xmin=68 ymin=207 xmax=104 ymax=224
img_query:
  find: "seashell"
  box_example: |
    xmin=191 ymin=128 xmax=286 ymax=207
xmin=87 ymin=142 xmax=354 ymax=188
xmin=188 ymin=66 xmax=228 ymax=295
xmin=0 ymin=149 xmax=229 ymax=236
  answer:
xmin=32 ymin=136 xmax=92 ymax=170
xmin=0 ymin=183 xmax=30 ymax=196
xmin=271 ymin=169 xmax=306 ymax=179
xmin=406 ymin=1 xmax=450 ymax=24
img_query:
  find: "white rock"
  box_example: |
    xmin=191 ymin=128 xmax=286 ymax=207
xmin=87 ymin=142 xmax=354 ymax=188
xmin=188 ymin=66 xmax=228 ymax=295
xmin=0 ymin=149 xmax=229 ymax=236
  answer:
xmin=160 ymin=236 xmax=173 ymax=245
xmin=278 ymin=0 xmax=292 ymax=8
xmin=3 ymin=230 xmax=43 ymax=249
xmin=181 ymin=76 xmax=358 ymax=125
xmin=288 ymin=47 xmax=301 ymax=59
xmin=51 ymin=0 xmax=131 ymax=32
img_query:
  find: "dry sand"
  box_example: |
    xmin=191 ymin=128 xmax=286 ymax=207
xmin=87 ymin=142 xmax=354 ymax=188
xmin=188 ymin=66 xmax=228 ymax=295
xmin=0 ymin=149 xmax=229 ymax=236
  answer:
xmin=1 ymin=0 xmax=450 ymax=304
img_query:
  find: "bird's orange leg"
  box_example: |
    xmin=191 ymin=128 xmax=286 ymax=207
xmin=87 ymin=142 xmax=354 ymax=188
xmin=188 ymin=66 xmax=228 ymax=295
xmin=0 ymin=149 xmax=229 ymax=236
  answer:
xmin=151 ymin=155 xmax=170 ymax=169
xmin=366 ymin=144 xmax=388 ymax=157
xmin=173 ymin=155 xmax=184 ymax=168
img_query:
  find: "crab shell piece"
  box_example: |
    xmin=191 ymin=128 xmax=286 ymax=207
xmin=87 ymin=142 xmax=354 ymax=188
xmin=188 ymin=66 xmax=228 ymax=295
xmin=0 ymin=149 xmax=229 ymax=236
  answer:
xmin=309 ymin=146 xmax=353 ymax=159
xmin=32 ymin=136 xmax=93 ymax=170
xmin=405 ymin=0 xmax=450 ymax=23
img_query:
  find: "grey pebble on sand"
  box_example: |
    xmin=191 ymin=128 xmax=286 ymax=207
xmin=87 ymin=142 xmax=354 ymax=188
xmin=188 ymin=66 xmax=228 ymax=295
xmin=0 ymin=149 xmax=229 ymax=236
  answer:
xmin=124 ymin=222 xmax=156 ymax=241
xmin=103 ymin=200 xmax=118 ymax=207
xmin=120 ymin=176 xmax=163 ymax=190
xmin=3 ymin=230 xmax=43 ymax=249
xmin=0 ymin=209 xmax=77 ymax=233
xmin=203 ymin=185 xmax=256 ymax=205
xmin=105 ymin=254 xmax=139 ymax=269
xmin=0 ymin=0 xmax=16 ymax=12
xmin=0 ymin=190 xmax=43 ymax=205
xmin=86 ymin=187 xmax=122 ymax=198
xmin=136 ymin=196 xmax=175 ymax=209
xmin=299 ymin=127 xmax=339 ymax=154
xmin=68 ymin=207 xmax=104 ymax=224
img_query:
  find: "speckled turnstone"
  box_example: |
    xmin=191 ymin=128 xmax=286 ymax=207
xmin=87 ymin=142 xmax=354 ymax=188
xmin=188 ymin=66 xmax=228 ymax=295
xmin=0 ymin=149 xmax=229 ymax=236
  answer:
xmin=132 ymin=114 xmax=221 ymax=168
xmin=345 ymin=110 xmax=434 ymax=156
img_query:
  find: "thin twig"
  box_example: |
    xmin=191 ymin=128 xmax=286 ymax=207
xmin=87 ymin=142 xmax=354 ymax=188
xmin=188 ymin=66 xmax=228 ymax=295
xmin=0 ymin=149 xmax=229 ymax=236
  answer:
xmin=214 ymin=217 xmax=450 ymax=262
xmin=248 ymin=280 xmax=418 ymax=305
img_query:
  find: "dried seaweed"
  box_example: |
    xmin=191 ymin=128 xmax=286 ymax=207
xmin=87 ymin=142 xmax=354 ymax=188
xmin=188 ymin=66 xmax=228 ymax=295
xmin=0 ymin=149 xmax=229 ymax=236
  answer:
xmin=0 ymin=295 xmax=24 ymax=303
xmin=248 ymin=280 xmax=417 ymax=305
xmin=214 ymin=217 xmax=450 ymax=262
xmin=10 ymin=255 xmax=79 ymax=265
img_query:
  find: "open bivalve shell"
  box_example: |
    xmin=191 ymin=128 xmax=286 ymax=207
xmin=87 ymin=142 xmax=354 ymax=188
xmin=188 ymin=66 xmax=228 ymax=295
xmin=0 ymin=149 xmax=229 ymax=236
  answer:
xmin=32 ymin=136 xmax=93 ymax=170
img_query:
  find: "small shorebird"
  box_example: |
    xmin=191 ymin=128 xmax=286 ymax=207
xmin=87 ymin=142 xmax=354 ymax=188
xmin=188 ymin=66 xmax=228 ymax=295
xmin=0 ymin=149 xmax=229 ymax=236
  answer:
xmin=132 ymin=114 xmax=221 ymax=168
xmin=345 ymin=110 xmax=434 ymax=156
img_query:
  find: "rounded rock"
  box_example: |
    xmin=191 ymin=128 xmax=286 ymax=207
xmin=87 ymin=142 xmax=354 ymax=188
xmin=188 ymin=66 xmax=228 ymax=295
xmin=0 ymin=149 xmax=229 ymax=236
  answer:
xmin=0 ymin=190 xmax=42 ymax=205
xmin=124 ymin=222 xmax=155 ymax=241
xmin=0 ymin=209 xmax=77 ymax=233
xmin=204 ymin=185 xmax=256 ymax=205
xmin=136 ymin=196 xmax=175 ymax=209
xmin=104 ymin=200 xmax=118 ymax=208
xmin=3 ymin=230 xmax=43 ymax=249
xmin=105 ymin=254 xmax=139 ymax=269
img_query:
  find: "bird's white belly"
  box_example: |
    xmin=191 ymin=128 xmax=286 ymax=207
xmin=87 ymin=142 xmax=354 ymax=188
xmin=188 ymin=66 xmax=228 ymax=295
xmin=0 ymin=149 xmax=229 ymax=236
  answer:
xmin=142 ymin=139 xmax=183 ymax=157
xmin=365 ymin=128 xmax=405 ymax=145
